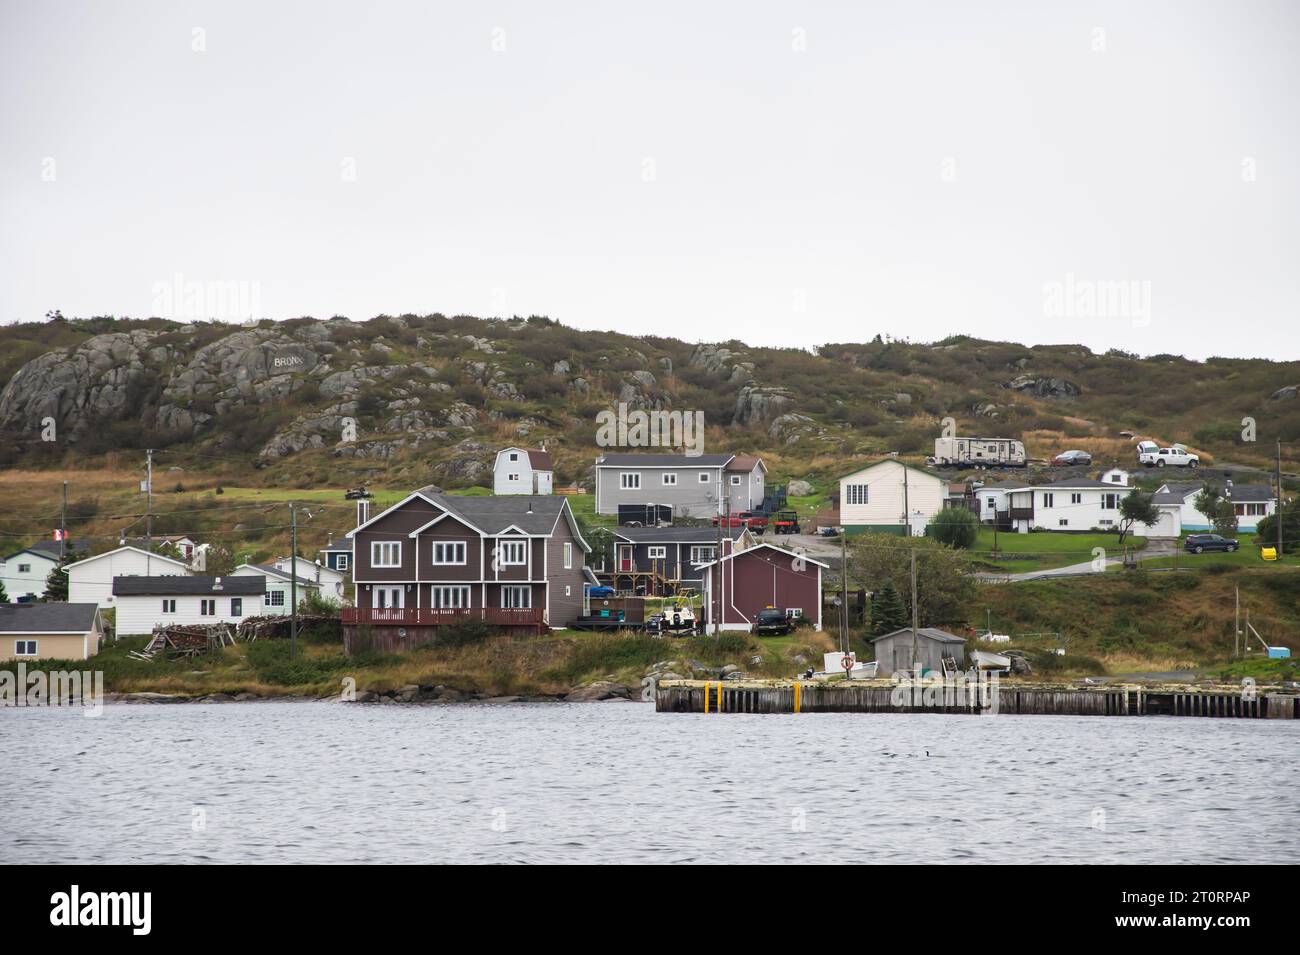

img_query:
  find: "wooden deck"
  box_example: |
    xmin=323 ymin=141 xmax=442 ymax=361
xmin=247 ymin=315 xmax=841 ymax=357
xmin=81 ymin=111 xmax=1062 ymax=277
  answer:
xmin=342 ymin=607 xmax=544 ymax=627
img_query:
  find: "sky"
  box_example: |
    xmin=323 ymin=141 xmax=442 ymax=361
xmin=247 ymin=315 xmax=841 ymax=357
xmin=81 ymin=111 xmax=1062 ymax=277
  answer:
xmin=2 ymin=0 xmax=1297 ymax=360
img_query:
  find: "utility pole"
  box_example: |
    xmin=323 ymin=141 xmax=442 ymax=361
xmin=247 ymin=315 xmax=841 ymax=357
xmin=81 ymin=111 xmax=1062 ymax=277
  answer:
xmin=717 ymin=496 xmax=730 ymax=636
xmin=840 ymin=532 xmax=849 ymax=657
xmin=1234 ymin=586 xmax=1240 ymax=659
xmin=1277 ymin=439 xmax=1285 ymax=557
xmin=60 ymin=481 xmax=68 ymax=561
xmin=145 ymin=448 xmax=154 ymax=575
xmin=902 ymin=467 xmax=911 ymax=538
xmin=713 ymin=491 xmax=723 ymax=636
xmin=909 ymin=547 xmax=919 ymax=675
xmin=290 ymin=502 xmax=299 ymax=660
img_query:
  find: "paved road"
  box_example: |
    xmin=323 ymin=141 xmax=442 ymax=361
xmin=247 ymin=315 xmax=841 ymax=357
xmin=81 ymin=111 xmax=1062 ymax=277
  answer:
xmin=976 ymin=537 xmax=1179 ymax=582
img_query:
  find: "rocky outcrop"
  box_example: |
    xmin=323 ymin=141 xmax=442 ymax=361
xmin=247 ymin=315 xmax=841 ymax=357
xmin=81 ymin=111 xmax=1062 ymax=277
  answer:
xmin=733 ymin=384 xmax=793 ymax=425
xmin=787 ymin=479 xmax=813 ymax=496
xmin=1004 ymin=374 xmax=1081 ymax=398
xmin=0 ymin=331 xmax=155 ymax=442
xmin=768 ymin=412 xmax=816 ymax=444
xmin=1268 ymin=384 xmax=1298 ymax=401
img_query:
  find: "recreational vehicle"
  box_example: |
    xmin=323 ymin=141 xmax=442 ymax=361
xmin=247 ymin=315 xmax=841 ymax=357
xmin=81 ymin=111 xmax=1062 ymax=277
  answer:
xmin=932 ymin=436 xmax=1027 ymax=468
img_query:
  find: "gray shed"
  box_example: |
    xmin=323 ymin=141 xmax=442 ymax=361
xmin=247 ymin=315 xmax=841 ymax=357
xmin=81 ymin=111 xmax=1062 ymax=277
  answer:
xmin=870 ymin=627 xmax=967 ymax=676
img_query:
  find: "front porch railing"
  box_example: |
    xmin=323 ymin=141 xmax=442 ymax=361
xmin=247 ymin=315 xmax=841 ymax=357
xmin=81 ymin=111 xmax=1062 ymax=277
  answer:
xmin=341 ymin=607 xmax=545 ymax=627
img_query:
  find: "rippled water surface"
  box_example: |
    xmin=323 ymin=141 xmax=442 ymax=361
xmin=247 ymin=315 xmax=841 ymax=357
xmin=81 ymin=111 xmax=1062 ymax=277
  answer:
xmin=3 ymin=701 xmax=1297 ymax=863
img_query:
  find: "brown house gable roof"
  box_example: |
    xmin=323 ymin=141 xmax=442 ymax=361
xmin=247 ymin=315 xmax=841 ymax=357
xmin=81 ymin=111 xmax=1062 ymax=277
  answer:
xmin=347 ymin=488 xmax=590 ymax=556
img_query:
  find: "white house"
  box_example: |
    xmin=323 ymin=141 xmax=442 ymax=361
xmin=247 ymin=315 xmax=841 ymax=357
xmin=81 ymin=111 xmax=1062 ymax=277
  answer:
xmin=975 ymin=480 xmax=1031 ymax=529
xmin=493 ymin=447 xmax=554 ymax=495
xmin=838 ymin=460 xmax=945 ymax=535
xmin=1155 ymin=481 xmax=1277 ymax=533
xmin=65 ymin=545 xmax=192 ymax=609
xmin=232 ymin=563 xmax=322 ymax=614
xmin=111 ymin=575 xmax=266 ymax=636
xmin=1099 ymin=467 xmax=1131 ymax=487
xmin=270 ymin=555 xmax=346 ymax=599
xmin=1026 ymin=478 xmax=1129 ymax=532
xmin=1 ymin=540 xmax=77 ymax=602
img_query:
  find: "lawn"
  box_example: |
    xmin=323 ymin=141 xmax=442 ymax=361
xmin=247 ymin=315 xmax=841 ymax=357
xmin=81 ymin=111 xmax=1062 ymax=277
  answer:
xmin=1109 ymin=533 xmax=1300 ymax=571
xmin=973 ymin=528 xmax=1146 ymax=573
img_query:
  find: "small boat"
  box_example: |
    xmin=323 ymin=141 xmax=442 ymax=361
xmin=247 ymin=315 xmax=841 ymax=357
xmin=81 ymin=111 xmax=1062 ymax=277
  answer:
xmin=970 ymin=649 xmax=1011 ymax=672
xmin=809 ymin=652 xmax=879 ymax=680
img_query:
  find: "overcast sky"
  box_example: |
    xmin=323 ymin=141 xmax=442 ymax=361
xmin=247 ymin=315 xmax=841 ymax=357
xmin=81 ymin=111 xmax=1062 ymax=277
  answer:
xmin=2 ymin=0 xmax=1297 ymax=359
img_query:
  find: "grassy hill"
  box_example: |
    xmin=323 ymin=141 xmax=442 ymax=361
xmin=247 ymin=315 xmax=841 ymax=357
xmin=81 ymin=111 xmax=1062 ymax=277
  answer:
xmin=1 ymin=313 xmax=1298 ymax=672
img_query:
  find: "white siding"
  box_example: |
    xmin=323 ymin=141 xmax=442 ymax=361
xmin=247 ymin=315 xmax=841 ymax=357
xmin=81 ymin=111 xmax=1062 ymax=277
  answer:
xmin=115 ymin=592 xmax=262 ymax=635
xmin=67 ymin=548 xmax=191 ymax=609
xmin=839 ymin=461 xmax=944 ymax=529
xmin=0 ymin=551 xmax=58 ymax=601
xmin=1031 ymin=487 xmax=1125 ymax=531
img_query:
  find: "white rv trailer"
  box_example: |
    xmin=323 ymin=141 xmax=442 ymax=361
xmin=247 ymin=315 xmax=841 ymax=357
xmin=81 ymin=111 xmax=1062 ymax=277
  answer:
xmin=933 ymin=436 xmax=1027 ymax=467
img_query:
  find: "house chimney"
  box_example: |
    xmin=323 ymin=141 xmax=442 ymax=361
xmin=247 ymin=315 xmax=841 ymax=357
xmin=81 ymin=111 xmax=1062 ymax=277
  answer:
xmin=357 ymin=498 xmax=371 ymax=527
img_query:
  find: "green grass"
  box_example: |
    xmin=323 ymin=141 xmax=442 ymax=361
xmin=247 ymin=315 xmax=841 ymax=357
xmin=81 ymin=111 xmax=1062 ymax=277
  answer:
xmin=974 ymin=528 xmax=1146 ymax=573
xmin=1120 ymin=533 xmax=1300 ymax=571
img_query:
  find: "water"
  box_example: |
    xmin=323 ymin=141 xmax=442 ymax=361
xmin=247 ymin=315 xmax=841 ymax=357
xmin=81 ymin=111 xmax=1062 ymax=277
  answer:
xmin=3 ymin=701 xmax=1297 ymax=864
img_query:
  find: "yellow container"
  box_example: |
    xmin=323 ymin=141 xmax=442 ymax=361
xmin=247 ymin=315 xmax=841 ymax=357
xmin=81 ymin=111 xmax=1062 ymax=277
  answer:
xmin=1261 ymin=546 xmax=1278 ymax=561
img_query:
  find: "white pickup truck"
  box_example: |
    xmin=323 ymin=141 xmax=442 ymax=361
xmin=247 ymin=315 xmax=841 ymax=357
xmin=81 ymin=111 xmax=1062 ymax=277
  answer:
xmin=1139 ymin=446 xmax=1200 ymax=468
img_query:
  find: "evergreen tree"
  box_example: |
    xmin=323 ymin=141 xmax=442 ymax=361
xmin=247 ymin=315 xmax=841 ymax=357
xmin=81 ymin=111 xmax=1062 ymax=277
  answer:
xmin=43 ymin=553 xmax=72 ymax=601
xmin=0 ymin=579 xmax=9 ymax=604
xmin=871 ymin=579 xmax=908 ymax=636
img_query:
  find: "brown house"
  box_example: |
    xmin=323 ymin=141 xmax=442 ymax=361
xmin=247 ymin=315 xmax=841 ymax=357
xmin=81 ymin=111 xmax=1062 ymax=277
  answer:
xmin=342 ymin=486 xmax=590 ymax=649
xmin=699 ymin=542 xmax=827 ymax=632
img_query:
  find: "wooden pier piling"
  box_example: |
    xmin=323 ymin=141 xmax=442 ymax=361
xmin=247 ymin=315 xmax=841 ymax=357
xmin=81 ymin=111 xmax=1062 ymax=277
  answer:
xmin=656 ymin=679 xmax=1300 ymax=719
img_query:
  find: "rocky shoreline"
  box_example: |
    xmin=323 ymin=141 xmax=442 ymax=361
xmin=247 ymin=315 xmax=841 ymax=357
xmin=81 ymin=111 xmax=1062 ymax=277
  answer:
xmin=103 ymin=680 xmax=643 ymax=705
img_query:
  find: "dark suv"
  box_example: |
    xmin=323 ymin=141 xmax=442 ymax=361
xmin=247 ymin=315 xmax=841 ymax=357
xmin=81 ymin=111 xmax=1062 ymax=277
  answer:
xmin=1184 ymin=534 xmax=1239 ymax=554
xmin=754 ymin=608 xmax=794 ymax=635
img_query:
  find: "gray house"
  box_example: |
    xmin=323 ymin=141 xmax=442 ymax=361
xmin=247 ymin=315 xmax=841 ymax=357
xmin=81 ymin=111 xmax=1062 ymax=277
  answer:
xmin=870 ymin=627 xmax=967 ymax=676
xmin=605 ymin=525 xmax=753 ymax=595
xmin=593 ymin=453 xmax=766 ymax=519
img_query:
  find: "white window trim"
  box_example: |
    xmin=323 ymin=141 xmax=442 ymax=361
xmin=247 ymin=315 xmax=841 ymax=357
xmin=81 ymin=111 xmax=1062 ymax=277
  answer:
xmin=501 ymin=585 xmax=532 ymax=609
xmin=730 ymin=475 xmax=742 ymax=486
xmin=563 ymin=542 xmax=573 ymax=569
xmin=432 ymin=585 xmax=471 ymax=609
xmin=845 ymin=484 xmax=869 ymax=506
xmin=497 ymin=540 xmax=527 ymax=565
xmin=371 ymin=541 xmax=402 ymax=567
xmin=690 ymin=545 xmax=716 ymax=564
xmin=14 ymin=639 xmax=37 ymax=657
xmin=698 ymin=472 xmax=710 ymax=483
xmin=662 ymin=473 xmax=678 ymax=486
xmin=620 ymin=472 xmax=641 ymax=490
xmin=432 ymin=541 xmax=467 ymax=565
xmin=647 ymin=545 xmax=667 ymax=559
xmin=337 ymin=554 xmax=349 ymax=570
xmin=162 ymin=599 xmax=176 ymax=613
xmin=268 ymin=590 xmax=285 ymax=607
xmin=200 ymin=599 xmax=216 ymax=616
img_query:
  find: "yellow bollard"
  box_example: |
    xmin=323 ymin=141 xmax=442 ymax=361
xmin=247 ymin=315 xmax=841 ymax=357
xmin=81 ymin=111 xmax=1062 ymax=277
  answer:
xmin=794 ymin=681 xmax=801 ymax=714
xmin=703 ymin=682 xmax=710 ymax=714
